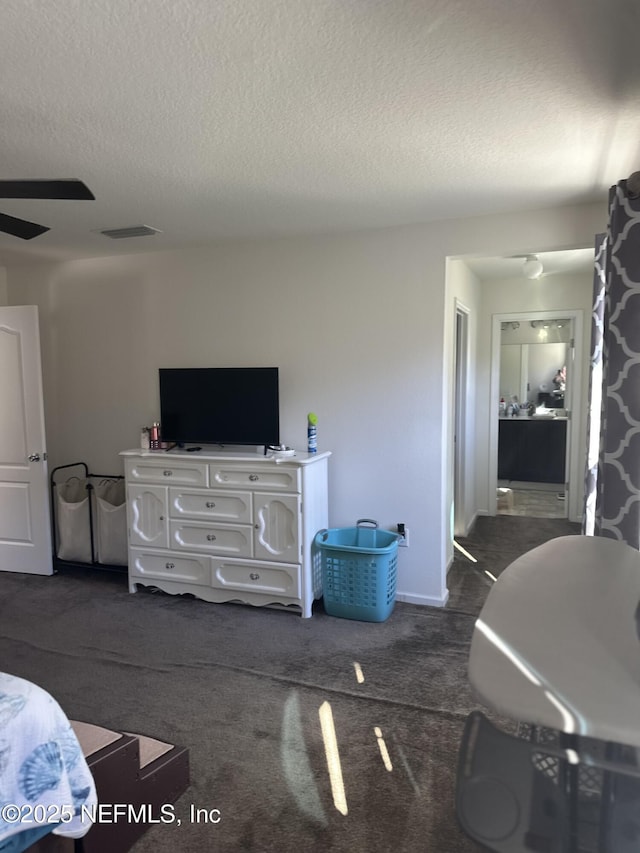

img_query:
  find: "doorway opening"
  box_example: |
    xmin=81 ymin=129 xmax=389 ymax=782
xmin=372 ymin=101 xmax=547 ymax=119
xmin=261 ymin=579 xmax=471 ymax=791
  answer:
xmin=489 ymin=309 xmax=584 ymax=522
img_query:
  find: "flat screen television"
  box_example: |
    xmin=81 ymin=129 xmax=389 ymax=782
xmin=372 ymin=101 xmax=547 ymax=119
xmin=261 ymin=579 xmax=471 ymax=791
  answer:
xmin=159 ymin=367 xmax=280 ymax=447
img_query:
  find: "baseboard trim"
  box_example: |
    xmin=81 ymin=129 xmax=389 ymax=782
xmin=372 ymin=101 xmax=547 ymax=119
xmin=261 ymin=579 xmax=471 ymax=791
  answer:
xmin=396 ymin=590 xmax=449 ymax=608
xmin=454 ymin=511 xmax=479 ymax=539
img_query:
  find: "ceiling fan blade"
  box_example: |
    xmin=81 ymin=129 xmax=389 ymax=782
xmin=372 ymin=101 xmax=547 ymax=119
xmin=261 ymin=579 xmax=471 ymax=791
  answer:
xmin=0 ymin=179 xmax=94 ymax=200
xmin=0 ymin=211 xmax=49 ymax=240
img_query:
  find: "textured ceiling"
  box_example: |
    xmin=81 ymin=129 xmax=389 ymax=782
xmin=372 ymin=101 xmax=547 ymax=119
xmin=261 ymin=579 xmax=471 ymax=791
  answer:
xmin=0 ymin=0 xmax=638 ymax=264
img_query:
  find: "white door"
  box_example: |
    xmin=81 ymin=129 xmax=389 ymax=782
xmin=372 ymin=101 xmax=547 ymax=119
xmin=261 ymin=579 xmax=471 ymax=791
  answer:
xmin=0 ymin=305 xmax=52 ymax=574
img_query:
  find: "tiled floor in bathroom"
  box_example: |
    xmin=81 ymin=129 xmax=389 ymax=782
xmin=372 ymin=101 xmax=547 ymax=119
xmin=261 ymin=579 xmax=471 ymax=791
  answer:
xmin=497 ymin=481 xmax=566 ymax=518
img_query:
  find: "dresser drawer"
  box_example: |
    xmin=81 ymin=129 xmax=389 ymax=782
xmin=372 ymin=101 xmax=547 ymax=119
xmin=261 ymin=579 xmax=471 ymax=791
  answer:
xmin=129 ymin=550 xmax=210 ymax=586
xmin=170 ymin=520 xmax=253 ymax=557
xmin=169 ymin=488 xmax=252 ymax=523
xmin=126 ymin=459 xmax=207 ymax=487
xmin=209 ymin=463 xmax=300 ymax=492
xmin=212 ymin=557 xmax=300 ymax=597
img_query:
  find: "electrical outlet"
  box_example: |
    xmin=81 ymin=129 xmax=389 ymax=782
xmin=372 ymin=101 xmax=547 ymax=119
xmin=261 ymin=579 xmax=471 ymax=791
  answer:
xmin=397 ymin=524 xmax=409 ymax=547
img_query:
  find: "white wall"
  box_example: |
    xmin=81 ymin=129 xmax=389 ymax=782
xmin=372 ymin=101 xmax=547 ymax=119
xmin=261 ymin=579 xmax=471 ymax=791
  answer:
xmin=8 ymin=230 xmax=449 ymax=606
xmin=0 ymin=266 xmax=7 ymax=304
xmin=5 ymin=199 xmax=606 ymax=606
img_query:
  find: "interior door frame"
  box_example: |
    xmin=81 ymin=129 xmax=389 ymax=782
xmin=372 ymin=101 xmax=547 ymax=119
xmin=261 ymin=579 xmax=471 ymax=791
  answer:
xmin=453 ymin=299 xmax=470 ymax=536
xmin=488 ymin=308 xmax=584 ymax=521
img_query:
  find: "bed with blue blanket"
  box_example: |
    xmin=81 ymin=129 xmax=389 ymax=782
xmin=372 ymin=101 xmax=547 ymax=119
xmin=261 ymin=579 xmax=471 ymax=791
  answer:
xmin=0 ymin=673 xmax=96 ymax=853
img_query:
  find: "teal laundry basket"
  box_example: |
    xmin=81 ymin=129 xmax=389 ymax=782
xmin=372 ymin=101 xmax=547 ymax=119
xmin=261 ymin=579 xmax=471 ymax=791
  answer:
xmin=315 ymin=519 xmax=400 ymax=622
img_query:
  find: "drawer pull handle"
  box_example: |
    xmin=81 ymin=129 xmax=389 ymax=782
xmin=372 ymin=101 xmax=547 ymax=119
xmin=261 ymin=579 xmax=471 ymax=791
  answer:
xmin=250 ymin=572 xmax=260 ymax=580
xmin=165 ymin=563 xmax=175 ymax=570
xmin=206 ymin=501 xmax=216 ymax=508
xmin=249 ymin=474 xmax=259 ymax=482
xmin=206 ymin=534 xmax=217 ymax=541
xmin=163 ymin=470 xmax=173 ymax=477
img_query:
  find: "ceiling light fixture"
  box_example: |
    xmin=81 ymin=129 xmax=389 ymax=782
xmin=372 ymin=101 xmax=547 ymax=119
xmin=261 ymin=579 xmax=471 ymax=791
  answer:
xmin=522 ymin=255 xmax=544 ymax=279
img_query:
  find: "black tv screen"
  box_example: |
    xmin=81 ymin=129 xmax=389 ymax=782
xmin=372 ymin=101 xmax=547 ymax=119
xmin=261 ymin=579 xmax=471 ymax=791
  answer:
xmin=159 ymin=367 xmax=280 ymax=447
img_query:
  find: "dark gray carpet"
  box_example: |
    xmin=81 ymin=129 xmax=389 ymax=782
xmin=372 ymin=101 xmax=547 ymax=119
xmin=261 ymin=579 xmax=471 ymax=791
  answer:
xmin=0 ymin=514 xmax=579 ymax=852
xmin=448 ymin=514 xmax=581 ymax=614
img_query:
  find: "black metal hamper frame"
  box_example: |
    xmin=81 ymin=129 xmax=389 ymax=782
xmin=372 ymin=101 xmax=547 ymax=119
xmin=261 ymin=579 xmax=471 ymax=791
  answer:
xmin=50 ymin=461 xmax=127 ymax=574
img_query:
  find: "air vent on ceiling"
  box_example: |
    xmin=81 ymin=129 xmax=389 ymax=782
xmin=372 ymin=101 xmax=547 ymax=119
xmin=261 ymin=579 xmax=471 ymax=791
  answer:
xmin=99 ymin=225 xmax=161 ymax=239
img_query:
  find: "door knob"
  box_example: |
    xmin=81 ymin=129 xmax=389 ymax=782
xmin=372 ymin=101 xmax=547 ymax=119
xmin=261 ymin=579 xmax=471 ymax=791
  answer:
xmin=28 ymin=453 xmax=41 ymax=462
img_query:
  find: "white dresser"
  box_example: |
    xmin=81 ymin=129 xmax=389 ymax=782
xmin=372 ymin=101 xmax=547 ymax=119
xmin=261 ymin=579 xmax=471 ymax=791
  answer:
xmin=120 ymin=448 xmax=330 ymax=617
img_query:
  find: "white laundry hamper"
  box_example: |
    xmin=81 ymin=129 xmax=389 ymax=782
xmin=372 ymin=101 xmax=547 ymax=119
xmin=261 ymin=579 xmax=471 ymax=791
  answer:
xmin=54 ymin=476 xmax=93 ymax=563
xmin=94 ymin=478 xmax=128 ymax=566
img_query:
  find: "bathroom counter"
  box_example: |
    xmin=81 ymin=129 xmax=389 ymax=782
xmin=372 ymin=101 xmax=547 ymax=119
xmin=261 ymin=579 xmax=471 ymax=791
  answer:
xmin=499 ymin=415 xmax=567 ymax=421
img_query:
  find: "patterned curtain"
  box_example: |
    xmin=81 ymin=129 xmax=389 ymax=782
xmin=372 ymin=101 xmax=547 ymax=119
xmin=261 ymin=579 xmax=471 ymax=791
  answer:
xmin=583 ymin=174 xmax=640 ymax=547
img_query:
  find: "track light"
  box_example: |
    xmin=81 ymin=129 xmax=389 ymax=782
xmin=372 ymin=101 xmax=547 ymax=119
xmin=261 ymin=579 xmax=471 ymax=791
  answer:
xmin=523 ymin=255 xmax=544 ymax=279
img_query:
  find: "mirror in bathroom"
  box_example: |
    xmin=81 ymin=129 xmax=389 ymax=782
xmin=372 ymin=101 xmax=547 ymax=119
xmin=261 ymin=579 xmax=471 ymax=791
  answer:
xmin=499 ymin=319 xmax=571 ymax=410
